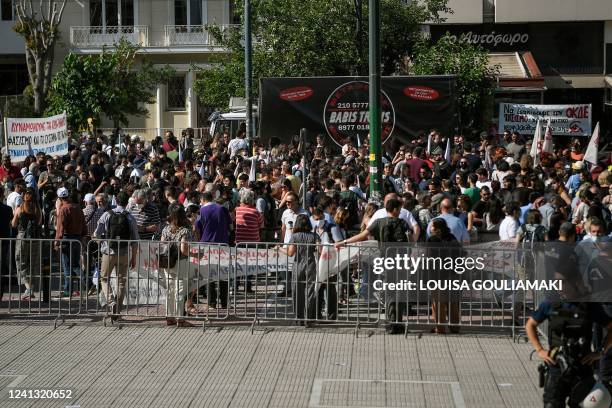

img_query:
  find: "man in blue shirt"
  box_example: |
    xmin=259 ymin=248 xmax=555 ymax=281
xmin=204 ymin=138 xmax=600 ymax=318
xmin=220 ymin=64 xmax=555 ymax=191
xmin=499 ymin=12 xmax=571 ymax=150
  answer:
xmin=426 ymin=198 xmax=470 ymax=243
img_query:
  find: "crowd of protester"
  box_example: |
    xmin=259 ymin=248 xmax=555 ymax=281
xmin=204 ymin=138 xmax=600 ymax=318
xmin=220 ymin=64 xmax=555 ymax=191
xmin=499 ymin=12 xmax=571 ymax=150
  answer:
xmin=0 ymin=124 xmax=611 ymax=328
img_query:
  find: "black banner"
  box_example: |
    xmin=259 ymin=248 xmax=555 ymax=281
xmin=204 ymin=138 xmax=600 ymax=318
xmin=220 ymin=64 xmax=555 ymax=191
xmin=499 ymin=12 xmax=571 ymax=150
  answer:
xmin=258 ymin=76 xmax=458 ymax=147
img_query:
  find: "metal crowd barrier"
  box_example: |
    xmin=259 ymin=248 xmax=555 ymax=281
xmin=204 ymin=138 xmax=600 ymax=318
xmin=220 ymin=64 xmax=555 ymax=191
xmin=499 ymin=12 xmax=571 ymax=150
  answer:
xmin=0 ymin=237 xmax=554 ymax=336
xmin=0 ymin=238 xmax=84 ymax=326
xmin=380 ymin=243 xmax=536 ymax=338
xmin=84 ymin=239 xmax=231 ymax=326
xmin=232 ymin=242 xmax=381 ymax=331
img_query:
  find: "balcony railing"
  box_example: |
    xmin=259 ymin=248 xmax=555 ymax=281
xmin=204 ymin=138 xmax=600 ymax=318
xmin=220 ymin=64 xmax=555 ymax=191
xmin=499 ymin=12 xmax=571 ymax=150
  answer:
xmin=70 ymin=26 xmax=149 ymax=48
xmin=164 ymin=24 xmax=239 ymax=47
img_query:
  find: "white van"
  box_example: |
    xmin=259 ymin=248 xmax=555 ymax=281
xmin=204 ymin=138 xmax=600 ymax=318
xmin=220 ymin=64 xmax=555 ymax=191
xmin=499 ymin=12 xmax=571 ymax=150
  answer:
xmin=208 ymin=97 xmax=258 ymax=138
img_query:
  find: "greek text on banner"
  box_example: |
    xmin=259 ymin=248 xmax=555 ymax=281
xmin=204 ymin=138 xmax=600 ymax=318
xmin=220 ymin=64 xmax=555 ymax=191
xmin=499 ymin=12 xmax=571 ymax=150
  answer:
xmin=5 ymin=112 xmax=68 ymax=161
xmin=498 ymin=103 xmax=591 ymax=136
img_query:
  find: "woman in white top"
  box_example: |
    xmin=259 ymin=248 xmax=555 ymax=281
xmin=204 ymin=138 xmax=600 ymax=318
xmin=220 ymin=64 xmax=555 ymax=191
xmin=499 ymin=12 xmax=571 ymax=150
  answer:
xmin=499 ymin=202 xmax=521 ymax=241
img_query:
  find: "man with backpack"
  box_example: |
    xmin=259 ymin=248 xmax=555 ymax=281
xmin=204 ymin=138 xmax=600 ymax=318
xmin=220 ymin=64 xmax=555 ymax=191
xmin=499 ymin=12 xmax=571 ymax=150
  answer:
xmin=367 ymin=193 xmax=420 ymax=242
xmin=94 ymin=191 xmax=140 ymax=315
xmin=339 ymin=175 xmax=363 ymax=230
xmin=335 ymin=198 xmax=410 ymax=333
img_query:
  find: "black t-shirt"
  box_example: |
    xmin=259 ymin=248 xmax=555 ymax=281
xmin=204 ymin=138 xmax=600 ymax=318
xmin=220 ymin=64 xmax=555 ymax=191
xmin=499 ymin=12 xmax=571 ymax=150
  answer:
xmin=512 ymin=187 xmax=531 ymax=206
xmin=89 ymin=164 xmax=105 ymax=187
xmin=466 ymin=153 xmax=482 ymax=172
xmin=471 ymin=200 xmax=488 ymax=218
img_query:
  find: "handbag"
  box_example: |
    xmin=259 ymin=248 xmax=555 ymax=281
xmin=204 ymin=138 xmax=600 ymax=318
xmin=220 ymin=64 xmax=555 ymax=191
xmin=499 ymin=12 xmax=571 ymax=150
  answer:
xmin=158 ymin=242 xmax=179 ymax=269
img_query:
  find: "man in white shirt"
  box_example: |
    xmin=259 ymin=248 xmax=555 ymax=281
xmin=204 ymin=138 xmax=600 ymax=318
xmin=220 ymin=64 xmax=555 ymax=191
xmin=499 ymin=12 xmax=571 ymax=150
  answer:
xmin=280 ymin=192 xmax=308 ymax=244
xmin=6 ymin=182 xmax=24 ymax=211
xmin=368 ymin=193 xmax=420 ymax=242
xmin=499 ymin=202 xmax=521 ymax=241
xmin=227 ymin=133 xmax=249 ymax=158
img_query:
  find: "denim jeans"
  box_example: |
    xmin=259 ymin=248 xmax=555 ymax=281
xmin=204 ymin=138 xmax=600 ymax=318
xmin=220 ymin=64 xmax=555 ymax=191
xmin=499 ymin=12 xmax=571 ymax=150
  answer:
xmin=60 ymin=236 xmax=83 ymax=294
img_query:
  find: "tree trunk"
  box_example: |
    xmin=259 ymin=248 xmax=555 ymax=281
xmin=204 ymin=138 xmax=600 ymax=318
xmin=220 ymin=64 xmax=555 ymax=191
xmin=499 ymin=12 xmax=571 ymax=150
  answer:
xmin=13 ymin=0 xmax=67 ymax=117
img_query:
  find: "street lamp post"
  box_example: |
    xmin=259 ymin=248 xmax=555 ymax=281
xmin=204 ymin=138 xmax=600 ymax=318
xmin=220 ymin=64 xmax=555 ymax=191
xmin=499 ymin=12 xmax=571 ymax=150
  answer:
xmin=368 ymin=0 xmax=382 ymax=200
xmin=245 ymin=0 xmax=254 ymax=147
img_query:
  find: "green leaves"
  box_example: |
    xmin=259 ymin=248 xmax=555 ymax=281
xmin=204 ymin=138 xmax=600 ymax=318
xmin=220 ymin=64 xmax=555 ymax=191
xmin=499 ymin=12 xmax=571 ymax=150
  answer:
xmin=409 ymin=33 xmax=499 ymax=129
xmin=46 ymin=39 xmax=175 ymax=129
xmin=194 ymin=0 xmax=450 ymax=110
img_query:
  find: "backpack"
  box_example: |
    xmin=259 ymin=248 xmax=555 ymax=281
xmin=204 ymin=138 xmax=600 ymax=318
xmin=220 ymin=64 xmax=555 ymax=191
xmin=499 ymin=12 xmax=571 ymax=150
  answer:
xmin=106 ymin=211 xmax=131 ymax=251
xmin=378 ymin=217 xmax=409 ymax=243
xmin=520 ymin=224 xmax=546 ymax=246
xmin=339 ymin=190 xmax=360 ymax=227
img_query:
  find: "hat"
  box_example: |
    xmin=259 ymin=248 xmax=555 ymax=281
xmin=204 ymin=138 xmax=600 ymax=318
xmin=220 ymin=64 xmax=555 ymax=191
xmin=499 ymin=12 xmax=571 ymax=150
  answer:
xmin=57 ymin=187 xmax=69 ymax=198
xmin=131 ymin=134 xmax=140 ymax=142
xmin=83 ymin=193 xmax=95 ymax=203
xmin=431 ymin=193 xmax=445 ymax=207
xmin=572 ymin=161 xmax=584 ymax=170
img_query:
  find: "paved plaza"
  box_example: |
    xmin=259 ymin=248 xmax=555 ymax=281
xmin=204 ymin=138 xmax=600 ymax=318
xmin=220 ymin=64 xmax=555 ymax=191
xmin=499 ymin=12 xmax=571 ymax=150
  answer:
xmin=0 ymin=320 xmax=542 ymax=408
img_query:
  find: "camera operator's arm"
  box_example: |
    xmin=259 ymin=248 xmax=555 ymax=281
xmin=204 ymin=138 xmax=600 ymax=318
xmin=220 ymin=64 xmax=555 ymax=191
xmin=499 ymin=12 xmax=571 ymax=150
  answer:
xmin=526 ymin=317 xmax=555 ymax=365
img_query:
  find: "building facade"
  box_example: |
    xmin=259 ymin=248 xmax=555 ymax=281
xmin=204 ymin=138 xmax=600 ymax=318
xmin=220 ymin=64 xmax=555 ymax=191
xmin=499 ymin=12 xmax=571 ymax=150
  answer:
xmin=0 ymin=0 xmax=236 ymax=133
xmin=430 ymin=0 xmax=612 ymax=132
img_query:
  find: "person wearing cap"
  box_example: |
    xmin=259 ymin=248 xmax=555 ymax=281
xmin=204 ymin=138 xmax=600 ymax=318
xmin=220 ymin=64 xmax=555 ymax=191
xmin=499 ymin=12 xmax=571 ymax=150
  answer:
xmin=566 ymin=162 xmax=586 ymax=197
xmin=55 ymin=187 xmax=88 ymax=297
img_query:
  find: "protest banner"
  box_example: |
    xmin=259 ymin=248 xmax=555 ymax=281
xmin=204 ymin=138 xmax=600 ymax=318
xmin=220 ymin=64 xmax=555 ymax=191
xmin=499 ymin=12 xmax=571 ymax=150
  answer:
xmin=498 ymin=103 xmax=591 ymax=136
xmin=118 ymin=243 xmax=294 ymax=305
xmin=4 ymin=112 xmax=68 ymax=161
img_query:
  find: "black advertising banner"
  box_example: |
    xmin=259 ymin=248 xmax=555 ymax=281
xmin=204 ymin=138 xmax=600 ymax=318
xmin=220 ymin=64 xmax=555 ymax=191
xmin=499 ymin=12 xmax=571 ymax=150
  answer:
xmin=429 ymin=22 xmax=604 ymax=75
xmin=258 ymin=76 xmax=458 ymax=147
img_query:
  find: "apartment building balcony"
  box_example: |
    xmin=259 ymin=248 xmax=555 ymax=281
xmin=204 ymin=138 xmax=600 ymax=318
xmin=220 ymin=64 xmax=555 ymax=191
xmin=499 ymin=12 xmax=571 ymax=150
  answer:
xmin=70 ymin=26 xmax=149 ymax=48
xmin=164 ymin=24 xmax=239 ymax=47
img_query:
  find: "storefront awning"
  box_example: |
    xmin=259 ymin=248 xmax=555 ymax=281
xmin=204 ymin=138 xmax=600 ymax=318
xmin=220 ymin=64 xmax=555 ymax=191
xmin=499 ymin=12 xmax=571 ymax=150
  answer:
xmin=489 ymin=51 xmax=546 ymax=91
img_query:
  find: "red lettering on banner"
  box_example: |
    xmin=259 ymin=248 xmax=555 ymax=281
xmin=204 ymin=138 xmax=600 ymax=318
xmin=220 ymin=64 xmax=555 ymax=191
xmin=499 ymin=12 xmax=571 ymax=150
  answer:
xmin=565 ymin=106 xmax=589 ymax=119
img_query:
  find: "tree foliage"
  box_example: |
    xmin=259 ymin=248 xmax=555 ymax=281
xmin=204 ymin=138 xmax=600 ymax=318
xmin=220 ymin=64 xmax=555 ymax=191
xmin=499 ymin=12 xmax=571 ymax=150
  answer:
xmin=13 ymin=0 xmax=67 ymax=116
xmin=409 ymin=34 xmax=499 ymax=129
xmin=46 ymin=40 xmax=174 ymax=129
xmin=194 ymin=0 xmax=451 ymax=110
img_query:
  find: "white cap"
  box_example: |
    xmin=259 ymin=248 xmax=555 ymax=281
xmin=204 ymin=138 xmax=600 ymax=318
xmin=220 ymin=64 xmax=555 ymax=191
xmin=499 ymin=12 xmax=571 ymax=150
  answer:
xmin=57 ymin=187 xmax=69 ymax=198
xmin=83 ymin=193 xmax=95 ymax=203
xmin=572 ymin=161 xmax=584 ymax=170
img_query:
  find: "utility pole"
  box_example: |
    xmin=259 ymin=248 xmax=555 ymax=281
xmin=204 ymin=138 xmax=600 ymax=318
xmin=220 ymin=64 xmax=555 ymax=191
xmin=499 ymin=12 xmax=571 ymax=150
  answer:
xmin=300 ymin=128 xmax=308 ymax=210
xmin=244 ymin=0 xmax=254 ymax=148
xmin=354 ymin=0 xmax=364 ymax=75
xmin=368 ymin=0 xmax=382 ymax=200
